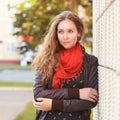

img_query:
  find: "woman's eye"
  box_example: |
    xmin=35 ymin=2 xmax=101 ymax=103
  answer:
xmin=58 ymin=30 xmax=63 ymax=34
xmin=68 ymin=30 xmax=73 ymax=33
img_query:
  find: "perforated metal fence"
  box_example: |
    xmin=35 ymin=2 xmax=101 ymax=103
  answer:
xmin=93 ymin=0 xmax=120 ymax=120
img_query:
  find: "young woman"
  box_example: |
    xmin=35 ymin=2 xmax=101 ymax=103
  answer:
xmin=32 ymin=11 xmax=98 ymax=120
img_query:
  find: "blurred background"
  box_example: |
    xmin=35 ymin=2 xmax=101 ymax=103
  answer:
xmin=0 ymin=0 xmax=93 ymax=120
xmin=0 ymin=0 xmax=92 ymax=66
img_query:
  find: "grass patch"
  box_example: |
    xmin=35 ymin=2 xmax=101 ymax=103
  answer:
xmin=15 ymin=101 xmax=36 ymax=120
xmin=0 ymin=64 xmax=32 ymax=71
xmin=0 ymin=81 xmax=33 ymax=87
xmin=91 ymin=111 xmax=93 ymax=120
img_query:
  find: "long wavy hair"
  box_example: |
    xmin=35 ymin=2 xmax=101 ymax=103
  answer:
xmin=32 ymin=11 xmax=84 ymax=84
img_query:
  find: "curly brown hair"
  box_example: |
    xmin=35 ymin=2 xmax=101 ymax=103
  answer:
xmin=32 ymin=11 xmax=84 ymax=84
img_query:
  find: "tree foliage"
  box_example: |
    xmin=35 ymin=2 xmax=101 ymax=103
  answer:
xmin=9 ymin=0 xmax=92 ymax=48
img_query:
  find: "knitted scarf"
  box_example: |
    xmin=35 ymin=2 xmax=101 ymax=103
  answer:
xmin=52 ymin=42 xmax=83 ymax=89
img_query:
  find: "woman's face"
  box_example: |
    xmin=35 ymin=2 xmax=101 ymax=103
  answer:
xmin=57 ymin=19 xmax=80 ymax=49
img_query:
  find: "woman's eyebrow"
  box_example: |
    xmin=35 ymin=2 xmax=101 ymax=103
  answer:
xmin=57 ymin=28 xmax=75 ymax=30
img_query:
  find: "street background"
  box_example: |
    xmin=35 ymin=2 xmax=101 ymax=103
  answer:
xmin=0 ymin=69 xmax=34 ymax=120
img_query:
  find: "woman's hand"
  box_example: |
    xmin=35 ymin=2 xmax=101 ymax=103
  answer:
xmin=79 ymin=88 xmax=98 ymax=102
xmin=33 ymin=98 xmax=52 ymax=111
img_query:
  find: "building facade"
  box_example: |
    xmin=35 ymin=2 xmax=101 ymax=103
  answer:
xmin=0 ymin=0 xmax=23 ymax=64
xmin=93 ymin=0 xmax=120 ymax=120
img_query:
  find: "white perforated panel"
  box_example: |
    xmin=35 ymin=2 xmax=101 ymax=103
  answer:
xmin=93 ymin=0 xmax=120 ymax=120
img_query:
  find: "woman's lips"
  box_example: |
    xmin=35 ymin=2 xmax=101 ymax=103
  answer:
xmin=63 ymin=42 xmax=70 ymax=44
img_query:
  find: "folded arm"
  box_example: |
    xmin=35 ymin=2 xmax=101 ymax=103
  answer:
xmin=33 ymin=56 xmax=98 ymax=112
xmin=51 ymin=57 xmax=98 ymax=112
xmin=33 ymin=70 xmax=79 ymax=100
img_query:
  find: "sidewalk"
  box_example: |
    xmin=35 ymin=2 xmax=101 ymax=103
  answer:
xmin=0 ymin=69 xmax=35 ymax=120
xmin=0 ymin=87 xmax=33 ymax=120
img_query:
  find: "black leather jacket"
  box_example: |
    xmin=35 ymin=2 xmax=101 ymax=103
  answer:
xmin=33 ymin=51 xmax=98 ymax=120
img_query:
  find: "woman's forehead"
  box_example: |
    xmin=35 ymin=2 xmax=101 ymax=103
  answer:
xmin=57 ymin=19 xmax=76 ymax=29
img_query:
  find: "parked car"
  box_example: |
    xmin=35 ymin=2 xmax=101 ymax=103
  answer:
xmin=17 ymin=42 xmax=35 ymax=66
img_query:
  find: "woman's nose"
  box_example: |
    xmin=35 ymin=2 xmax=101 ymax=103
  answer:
xmin=63 ymin=33 xmax=68 ymax=40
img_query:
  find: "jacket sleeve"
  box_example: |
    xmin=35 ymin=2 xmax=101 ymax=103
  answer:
xmin=33 ymin=71 xmax=79 ymax=100
xmin=52 ymin=56 xmax=98 ymax=112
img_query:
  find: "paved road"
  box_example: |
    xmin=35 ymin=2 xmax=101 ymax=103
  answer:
xmin=0 ymin=88 xmax=33 ymax=120
xmin=0 ymin=70 xmax=35 ymax=120
xmin=0 ymin=70 xmax=35 ymax=82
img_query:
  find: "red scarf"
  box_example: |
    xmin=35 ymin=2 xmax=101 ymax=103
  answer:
xmin=52 ymin=43 xmax=83 ymax=89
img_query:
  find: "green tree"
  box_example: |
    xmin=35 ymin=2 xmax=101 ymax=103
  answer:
xmin=9 ymin=0 xmax=92 ymax=49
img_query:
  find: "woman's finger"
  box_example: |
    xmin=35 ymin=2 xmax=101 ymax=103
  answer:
xmin=36 ymin=97 xmax=44 ymax=102
xmin=88 ymin=97 xmax=95 ymax=102
xmin=89 ymin=94 xmax=98 ymax=102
